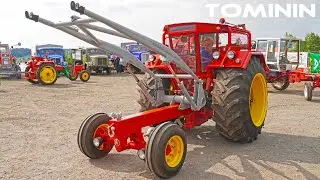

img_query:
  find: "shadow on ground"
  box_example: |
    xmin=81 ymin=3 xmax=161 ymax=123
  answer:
xmin=36 ymin=83 xmax=76 ymax=89
xmin=88 ymin=125 xmax=320 ymax=180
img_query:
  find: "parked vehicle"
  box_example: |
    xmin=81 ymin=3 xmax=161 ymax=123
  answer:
xmin=0 ymin=42 xmax=21 ymax=79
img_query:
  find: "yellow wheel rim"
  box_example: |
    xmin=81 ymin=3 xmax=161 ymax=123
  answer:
xmin=165 ymin=135 xmax=184 ymax=168
xmin=81 ymin=72 xmax=89 ymax=81
xmin=249 ymin=73 xmax=268 ymax=127
xmin=39 ymin=66 xmax=56 ymax=84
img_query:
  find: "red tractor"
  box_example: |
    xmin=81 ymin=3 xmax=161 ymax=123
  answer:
xmin=25 ymin=2 xmax=269 ymax=178
xmin=25 ymin=55 xmax=90 ymax=85
xmin=0 ymin=43 xmax=22 ymax=79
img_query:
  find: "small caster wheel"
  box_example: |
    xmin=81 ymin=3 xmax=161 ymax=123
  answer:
xmin=145 ymin=122 xmax=187 ymax=179
xmin=304 ymin=82 xmax=313 ymax=101
xmin=78 ymin=113 xmax=114 ymax=159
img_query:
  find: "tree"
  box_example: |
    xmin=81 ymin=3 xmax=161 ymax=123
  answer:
xmin=305 ymin=33 xmax=320 ymax=52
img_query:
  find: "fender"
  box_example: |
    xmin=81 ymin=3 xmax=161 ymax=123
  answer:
xmin=246 ymin=51 xmax=270 ymax=73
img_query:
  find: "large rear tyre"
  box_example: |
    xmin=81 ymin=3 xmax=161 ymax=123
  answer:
xmin=36 ymin=63 xmax=57 ymax=85
xmin=25 ymin=66 xmax=39 ymax=84
xmin=145 ymin=122 xmax=187 ymax=179
xmin=272 ymin=76 xmax=290 ymax=91
xmin=212 ymin=57 xmax=268 ymax=143
xmin=304 ymin=82 xmax=313 ymax=101
xmin=137 ymin=70 xmax=171 ymax=112
xmin=77 ymin=113 xmax=114 ymax=159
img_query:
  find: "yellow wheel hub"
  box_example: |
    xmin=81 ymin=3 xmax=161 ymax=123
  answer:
xmin=39 ymin=66 xmax=56 ymax=84
xmin=81 ymin=72 xmax=89 ymax=81
xmin=249 ymin=73 xmax=268 ymax=127
xmin=165 ymin=135 xmax=184 ymax=168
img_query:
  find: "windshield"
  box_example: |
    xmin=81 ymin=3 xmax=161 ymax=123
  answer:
xmin=39 ymin=49 xmax=64 ymax=56
xmin=256 ymin=40 xmax=268 ymax=52
xmin=127 ymin=44 xmax=148 ymax=52
xmin=0 ymin=46 xmax=9 ymax=53
xmin=169 ymin=35 xmax=196 ymax=73
xmin=87 ymin=48 xmax=107 ymax=55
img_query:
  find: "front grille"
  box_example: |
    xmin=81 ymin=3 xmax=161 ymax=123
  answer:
xmin=2 ymin=58 xmax=10 ymax=65
xmin=97 ymin=58 xmax=106 ymax=65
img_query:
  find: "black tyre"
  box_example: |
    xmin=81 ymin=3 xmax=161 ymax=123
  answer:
xmin=25 ymin=66 xmax=39 ymax=84
xmin=212 ymin=56 xmax=268 ymax=143
xmin=78 ymin=113 xmax=114 ymax=159
xmin=137 ymin=70 xmax=171 ymax=112
xmin=106 ymin=67 xmax=111 ymax=75
xmin=145 ymin=122 xmax=187 ymax=179
xmin=69 ymin=69 xmax=78 ymax=81
xmin=36 ymin=63 xmax=57 ymax=85
xmin=271 ymin=76 xmax=290 ymax=91
xmin=69 ymin=74 xmax=78 ymax=81
xmin=79 ymin=70 xmax=90 ymax=82
xmin=304 ymin=82 xmax=313 ymax=101
xmin=15 ymin=66 xmax=21 ymax=79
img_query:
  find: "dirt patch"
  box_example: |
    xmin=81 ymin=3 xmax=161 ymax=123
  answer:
xmin=0 ymin=76 xmax=319 ymax=180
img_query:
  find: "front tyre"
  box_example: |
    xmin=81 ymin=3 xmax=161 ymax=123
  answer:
xmin=145 ymin=122 xmax=187 ymax=179
xmin=304 ymin=82 xmax=313 ymax=101
xmin=212 ymin=57 xmax=268 ymax=143
xmin=272 ymin=76 xmax=290 ymax=91
xmin=80 ymin=70 xmax=90 ymax=82
xmin=77 ymin=113 xmax=114 ymax=159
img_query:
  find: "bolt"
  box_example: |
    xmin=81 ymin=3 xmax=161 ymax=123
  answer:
xmin=114 ymin=139 xmax=120 ymax=146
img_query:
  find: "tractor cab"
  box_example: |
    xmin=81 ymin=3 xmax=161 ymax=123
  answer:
xmin=154 ymin=18 xmax=252 ymax=76
xmin=255 ymin=38 xmax=300 ymax=71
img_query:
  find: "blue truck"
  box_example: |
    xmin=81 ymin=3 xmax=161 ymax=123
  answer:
xmin=35 ymin=44 xmax=67 ymax=66
xmin=120 ymin=42 xmax=150 ymax=73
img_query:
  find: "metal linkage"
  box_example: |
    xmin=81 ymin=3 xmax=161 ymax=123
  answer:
xmin=24 ymin=1 xmax=207 ymax=111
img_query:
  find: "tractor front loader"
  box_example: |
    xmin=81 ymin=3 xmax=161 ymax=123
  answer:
xmin=25 ymin=2 xmax=269 ymax=178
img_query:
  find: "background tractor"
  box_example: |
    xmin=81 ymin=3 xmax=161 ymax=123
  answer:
xmin=0 ymin=42 xmax=22 ymax=79
xmin=25 ymin=55 xmax=90 ymax=85
xmin=25 ymin=2 xmax=270 ymax=179
xmin=254 ymin=38 xmax=300 ymax=90
xmin=255 ymin=38 xmax=320 ymax=101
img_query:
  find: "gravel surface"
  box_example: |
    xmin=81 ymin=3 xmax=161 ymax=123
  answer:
xmin=0 ymin=74 xmax=319 ymax=180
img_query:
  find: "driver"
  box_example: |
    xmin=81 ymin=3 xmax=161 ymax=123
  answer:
xmin=200 ymin=36 xmax=216 ymax=71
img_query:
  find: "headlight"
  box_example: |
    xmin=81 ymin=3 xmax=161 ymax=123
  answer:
xmin=212 ymin=51 xmax=220 ymax=60
xmin=149 ymin=55 xmax=156 ymax=62
xmin=227 ymin=51 xmax=235 ymax=59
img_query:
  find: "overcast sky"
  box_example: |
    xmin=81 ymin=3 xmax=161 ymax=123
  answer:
xmin=1 ymin=0 xmax=319 ymax=49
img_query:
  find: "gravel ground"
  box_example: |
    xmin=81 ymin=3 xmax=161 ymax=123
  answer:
xmin=0 ymin=74 xmax=319 ymax=180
